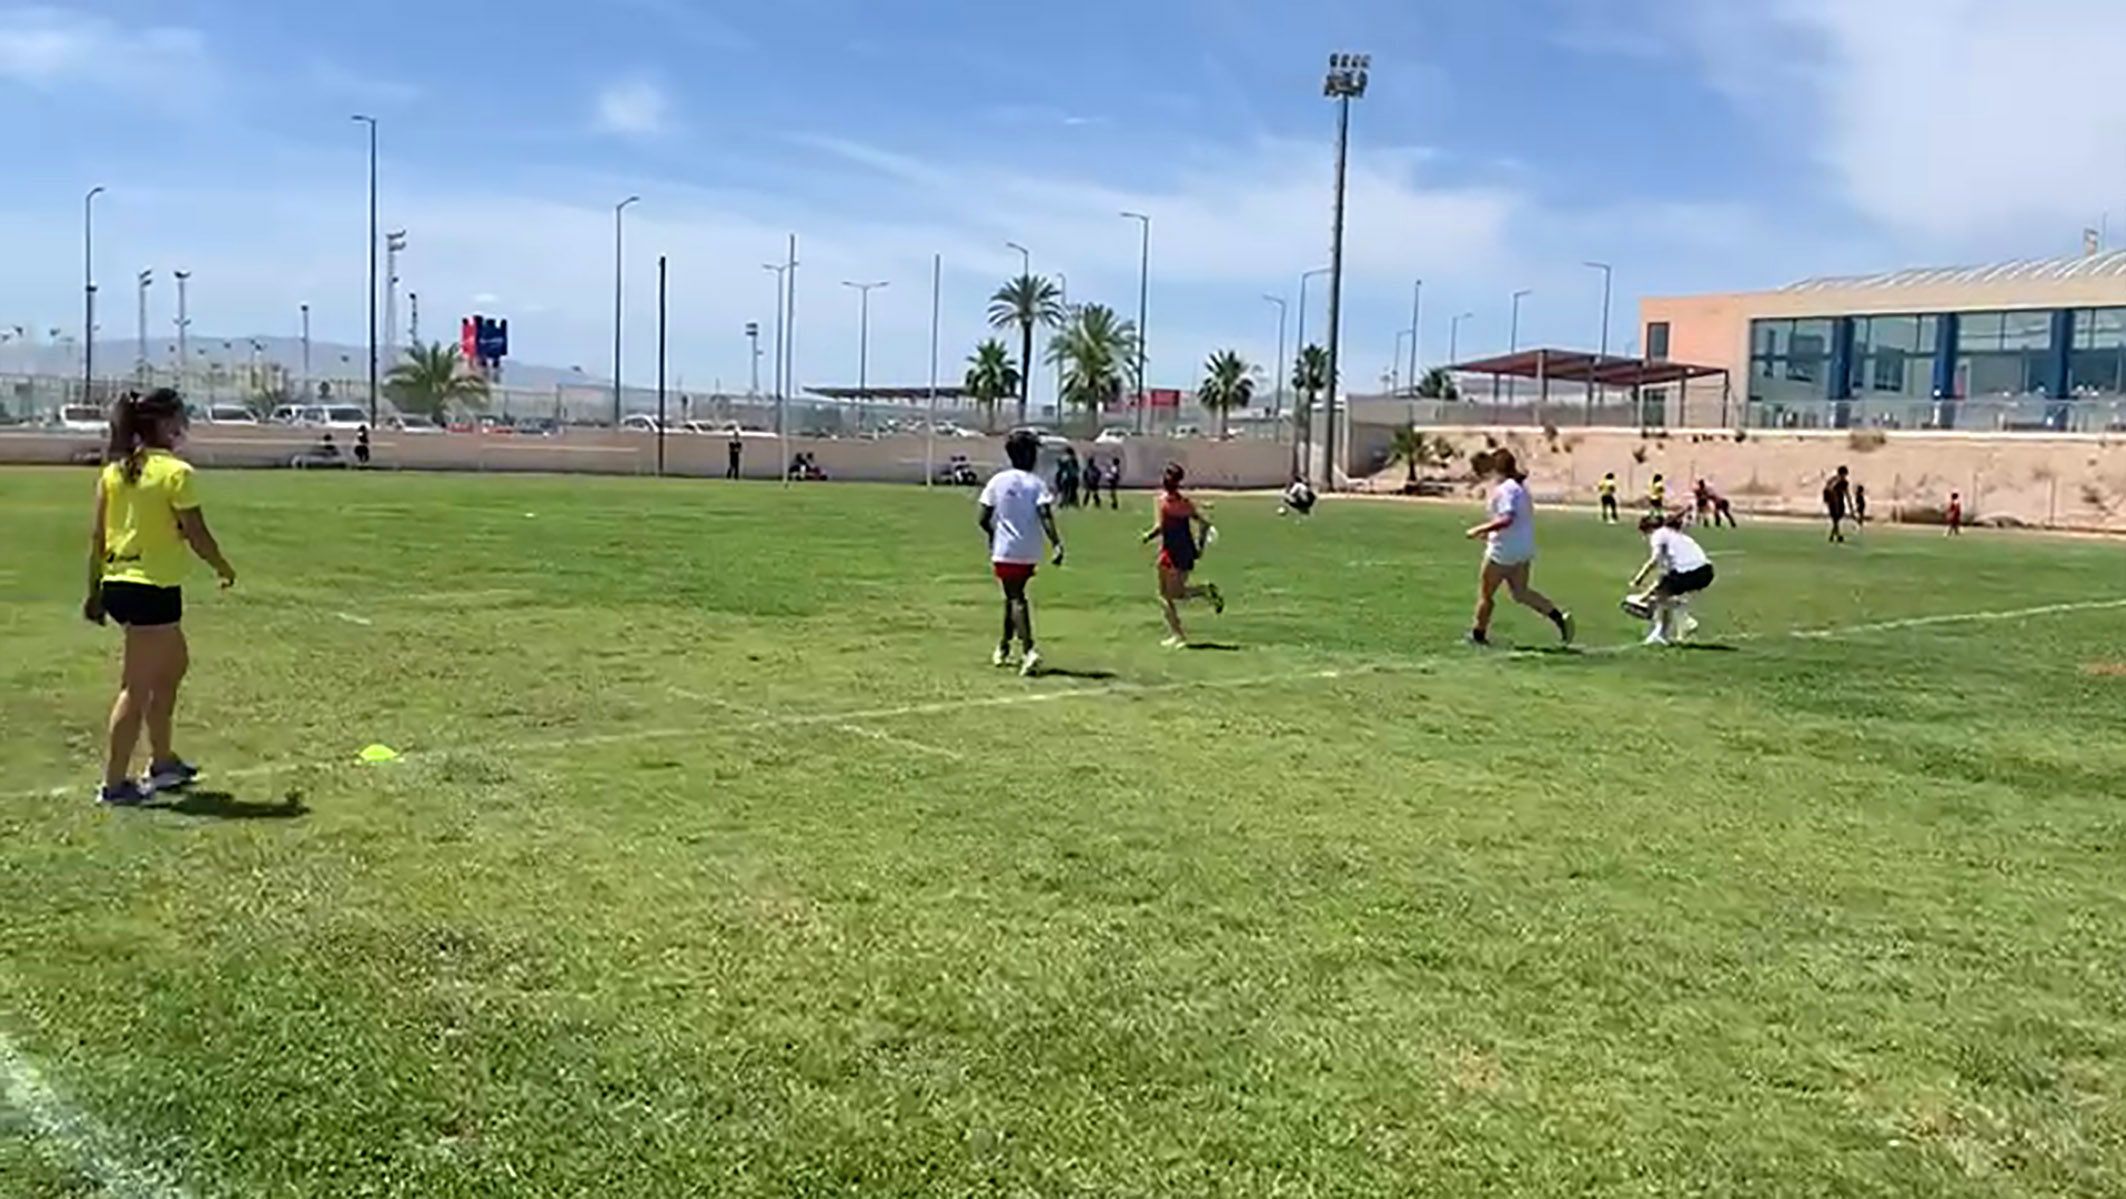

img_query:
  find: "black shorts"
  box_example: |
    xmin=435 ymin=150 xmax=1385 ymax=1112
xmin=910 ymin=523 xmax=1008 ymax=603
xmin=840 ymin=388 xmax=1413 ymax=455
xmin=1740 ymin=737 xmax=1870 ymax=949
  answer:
xmin=1657 ymin=565 xmax=1714 ymax=597
xmin=100 ymin=581 xmax=183 ymax=627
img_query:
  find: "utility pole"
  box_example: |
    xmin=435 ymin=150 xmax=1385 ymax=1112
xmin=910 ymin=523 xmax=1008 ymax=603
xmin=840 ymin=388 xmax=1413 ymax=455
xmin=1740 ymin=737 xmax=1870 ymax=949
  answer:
xmin=352 ymin=114 xmax=379 ymax=425
xmin=83 ymin=186 xmax=104 ymax=401
xmin=1122 ymin=211 xmax=1150 ymax=431
xmin=408 ymin=291 xmax=420 ymax=346
xmin=1584 ymin=260 xmax=1613 ymax=410
xmin=135 ymin=270 xmax=153 ymax=383
xmin=1408 ymin=278 xmax=1423 ymax=395
xmin=612 ymin=195 xmax=640 ymax=424
xmin=175 ymin=272 xmax=192 ymax=394
xmin=746 ymin=321 xmax=761 ymax=395
xmin=842 ymin=280 xmax=888 ymax=407
xmin=1321 ymin=52 xmax=1370 ymax=489
xmin=298 ymin=300 xmax=310 ymax=398
xmin=656 ymin=254 xmax=668 ymax=476
xmin=1262 ymin=294 xmax=1288 ymax=422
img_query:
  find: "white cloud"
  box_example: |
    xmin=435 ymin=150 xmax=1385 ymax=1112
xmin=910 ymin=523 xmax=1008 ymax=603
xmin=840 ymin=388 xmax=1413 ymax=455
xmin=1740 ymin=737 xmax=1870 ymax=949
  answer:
xmin=1680 ymin=0 xmax=2126 ymax=248
xmin=0 ymin=5 xmax=207 ymax=87
xmin=594 ymin=78 xmax=672 ymax=137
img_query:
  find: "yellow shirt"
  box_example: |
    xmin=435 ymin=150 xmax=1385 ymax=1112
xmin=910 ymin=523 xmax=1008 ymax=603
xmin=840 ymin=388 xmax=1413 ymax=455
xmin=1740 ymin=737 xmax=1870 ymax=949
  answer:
xmin=1597 ymin=478 xmax=1616 ymax=498
xmin=101 ymin=450 xmax=200 ymax=588
xmin=1649 ymin=480 xmax=1666 ymax=503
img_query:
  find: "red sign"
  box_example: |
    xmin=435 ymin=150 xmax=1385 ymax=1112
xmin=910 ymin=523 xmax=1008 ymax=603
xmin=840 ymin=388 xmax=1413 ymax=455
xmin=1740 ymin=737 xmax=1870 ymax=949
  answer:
xmin=1145 ymin=387 xmax=1182 ymax=409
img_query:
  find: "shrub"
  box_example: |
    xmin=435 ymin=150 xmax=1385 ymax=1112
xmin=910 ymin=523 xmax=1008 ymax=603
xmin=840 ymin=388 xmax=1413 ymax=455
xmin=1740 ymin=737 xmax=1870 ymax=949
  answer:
xmin=1848 ymin=429 xmax=1888 ymax=452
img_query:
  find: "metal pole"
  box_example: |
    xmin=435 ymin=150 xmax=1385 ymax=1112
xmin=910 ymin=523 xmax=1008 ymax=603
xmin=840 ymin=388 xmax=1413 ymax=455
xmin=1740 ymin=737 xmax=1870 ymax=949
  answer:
xmin=747 ymin=323 xmax=761 ymax=395
xmin=175 ymin=272 xmax=192 ymax=395
xmin=352 ymin=115 xmax=379 ymax=426
xmin=384 ymin=230 xmax=406 ymax=365
xmin=842 ymin=281 xmax=887 ymax=412
xmin=135 ymin=270 xmax=152 ymax=382
xmin=612 ymin=195 xmax=640 ymax=424
xmin=1122 ymin=212 xmax=1150 ymax=431
xmin=1323 ymin=93 xmax=1354 ymax=489
xmin=783 ymin=234 xmax=798 ymax=487
xmin=656 ymin=254 xmax=667 ymax=477
xmin=1409 ymin=279 xmax=1423 ymax=394
xmin=1263 ymin=294 xmax=1287 ymax=421
xmin=83 ymin=186 xmax=103 ymax=401
xmin=1510 ymin=288 xmax=1532 ymax=353
xmin=409 ymin=292 xmax=419 ymax=346
xmin=1585 ymin=261 xmax=1612 ymax=412
xmin=927 ymin=252 xmax=940 ymax=488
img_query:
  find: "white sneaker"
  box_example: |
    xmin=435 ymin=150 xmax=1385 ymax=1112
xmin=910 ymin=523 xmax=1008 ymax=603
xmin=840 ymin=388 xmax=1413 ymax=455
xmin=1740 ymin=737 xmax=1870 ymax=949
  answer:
xmin=1161 ymin=635 xmax=1187 ymax=649
xmin=1679 ymin=613 xmax=1701 ymax=639
xmin=1643 ymin=629 xmax=1672 ymax=647
xmin=992 ymin=646 xmax=1012 ymax=668
xmin=1019 ymin=648 xmax=1043 ymax=677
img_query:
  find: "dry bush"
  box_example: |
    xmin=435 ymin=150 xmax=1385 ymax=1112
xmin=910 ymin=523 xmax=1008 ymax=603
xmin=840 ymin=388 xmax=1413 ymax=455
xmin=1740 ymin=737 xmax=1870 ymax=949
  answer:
xmin=1630 ymin=446 xmax=1648 ymax=464
xmin=1848 ymin=429 xmax=1888 ymax=452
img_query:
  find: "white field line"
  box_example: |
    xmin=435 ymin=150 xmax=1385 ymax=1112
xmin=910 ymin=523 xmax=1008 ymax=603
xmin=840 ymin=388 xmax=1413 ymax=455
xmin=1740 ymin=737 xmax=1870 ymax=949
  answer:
xmin=332 ymin=612 xmax=373 ymax=627
xmin=0 ymin=1028 xmax=190 ymax=1199
xmin=670 ymin=687 xmax=966 ymax=761
xmin=23 ymin=596 xmax=2126 ymax=802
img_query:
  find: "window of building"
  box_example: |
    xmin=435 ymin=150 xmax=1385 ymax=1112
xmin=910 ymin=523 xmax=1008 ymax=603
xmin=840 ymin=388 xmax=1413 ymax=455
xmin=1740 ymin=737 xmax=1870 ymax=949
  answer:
xmin=1954 ymin=310 xmax=2053 ymax=397
xmin=1849 ymin=314 xmax=1940 ymax=399
xmin=2069 ymin=308 xmax=2126 ymax=398
xmin=1748 ymin=317 xmax=1834 ymax=407
xmin=1645 ymin=321 xmax=1670 ymax=361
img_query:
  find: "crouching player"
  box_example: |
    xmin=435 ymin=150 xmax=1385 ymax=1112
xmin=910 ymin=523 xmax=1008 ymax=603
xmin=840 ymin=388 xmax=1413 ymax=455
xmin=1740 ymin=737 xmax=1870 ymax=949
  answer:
xmin=1624 ymin=512 xmax=1714 ymax=646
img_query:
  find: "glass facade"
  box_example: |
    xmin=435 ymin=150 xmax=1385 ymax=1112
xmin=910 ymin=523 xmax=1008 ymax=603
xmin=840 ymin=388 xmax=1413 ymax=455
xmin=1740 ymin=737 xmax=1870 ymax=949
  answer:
xmin=1953 ymin=311 xmax=2054 ymax=398
xmin=1848 ymin=314 xmax=1939 ymax=400
xmin=2070 ymin=308 xmax=2126 ymax=397
xmin=1748 ymin=317 xmax=1835 ymax=408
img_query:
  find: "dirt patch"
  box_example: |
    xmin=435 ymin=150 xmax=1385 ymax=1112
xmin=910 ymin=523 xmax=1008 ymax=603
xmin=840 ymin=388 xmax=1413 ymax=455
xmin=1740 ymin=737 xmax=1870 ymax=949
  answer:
xmin=2082 ymin=662 xmax=2126 ymax=677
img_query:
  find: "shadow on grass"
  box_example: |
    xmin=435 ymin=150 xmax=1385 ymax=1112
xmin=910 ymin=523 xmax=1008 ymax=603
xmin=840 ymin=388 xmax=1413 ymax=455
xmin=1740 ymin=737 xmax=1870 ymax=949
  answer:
xmin=155 ymin=789 xmax=310 ymax=820
xmin=1033 ymin=667 xmax=1120 ymax=681
xmin=1675 ymin=642 xmax=1742 ymax=654
xmin=1184 ymin=642 xmax=1244 ymax=653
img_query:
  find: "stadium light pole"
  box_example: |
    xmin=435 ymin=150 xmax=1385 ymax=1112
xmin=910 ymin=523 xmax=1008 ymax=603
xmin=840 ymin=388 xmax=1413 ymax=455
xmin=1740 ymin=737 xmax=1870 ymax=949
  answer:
xmin=1294 ymin=266 xmax=1330 ymax=362
xmin=1320 ymin=51 xmax=1369 ymax=489
xmin=383 ymin=229 xmax=407 ymax=365
xmin=1392 ymin=329 xmax=1411 ymax=394
xmin=926 ymin=252 xmax=940 ymax=488
xmin=135 ymin=270 xmax=153 ymax=382
xmin=612 ymin=195 xmax=640 ymax=425
xmin=175 ymin=272 xmax=192 ymax=394
xmin=350 ymin=115 xmax=380 ymax=425
xmin=842 ymin=280 xmax=887 ymax=408
xmin=1005 ymin=240 xmax=1029 ymax=278
xmin=1408 ymin=278 xmax=1423 ymax=395
xmin=82 ymin=185 xmax=104 ymax=401
xmin=1584 ymin=260 xmax=1613 ymax=410
xmin=1121 ymin=211 xmax=1150 ymax=430
xmin=1262 ymin=294 xmax=1287 ymax=422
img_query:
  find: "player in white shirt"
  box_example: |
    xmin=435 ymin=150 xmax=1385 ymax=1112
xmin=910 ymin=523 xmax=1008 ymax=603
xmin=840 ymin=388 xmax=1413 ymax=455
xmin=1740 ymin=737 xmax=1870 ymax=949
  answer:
xmin=1464 ymin=449 xmax=1574 ymax=647
xmin=1626 ymin=512 xmax=1716 ymax=645
xmin=977 ymin=430 xmax=1065 ymax=675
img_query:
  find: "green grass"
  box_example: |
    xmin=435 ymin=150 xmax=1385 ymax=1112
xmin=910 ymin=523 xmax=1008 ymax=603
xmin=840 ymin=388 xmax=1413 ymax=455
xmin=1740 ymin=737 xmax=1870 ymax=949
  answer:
xmin=5 ymin=466 xmax=2126 ymax=1197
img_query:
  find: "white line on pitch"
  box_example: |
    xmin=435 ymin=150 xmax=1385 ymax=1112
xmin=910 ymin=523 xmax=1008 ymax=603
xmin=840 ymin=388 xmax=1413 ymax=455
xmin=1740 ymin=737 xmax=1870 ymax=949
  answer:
xmin=673 ymin=686 xmax=964 ymax=760
xmin=333 ymin=612 xmax=372 ymax=627
xmin=0 ymin=1027 xmax=191 ymax=1199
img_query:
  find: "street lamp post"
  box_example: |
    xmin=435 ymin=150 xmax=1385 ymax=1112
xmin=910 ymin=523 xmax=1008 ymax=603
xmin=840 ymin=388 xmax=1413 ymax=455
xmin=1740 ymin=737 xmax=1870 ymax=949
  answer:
xmin=298 ymin=301 xmax=310 ymax=398
xmin=135 ymin=270 xmax=153 ymax=383
xmin=351 ymin=115 xmax=379 ymax=425
xmin=1408 ymin=279 xmax=1423 ymax=395
xmin=1121 ymin=211 xmax=1150 ymax=430
xmin=1262 ymin=294 xmax=1287 ymax=422
xmin=612 ymin=195 xmax=640 ymax=425
xmin=1295 ymin=266 xmax=1331 ymax=362
xmin=1320 ymin=51 xmax=1370 ymax=489
xmin=1392 ymin=329 xmax=1412 ymax=394
xmin=384 ymin=230 xmax=407 ymax=364
xmin=1502 ymin=288 xmax=1533 ymax=404
xmin=746 ymin=321 xmax=761 ymax=396
xmin=1005 ymin=241 xmax=1029 ymax=278
xmin=82 ymin=186 xmax=104 ymax=401
xmin=842 ymin=280 xmax=887 ymax=412
xmin=174 ymin=272 xmax=192 ymax=394
xmin=1449 ymin=312 xmax=1474 ymax=372
xmin=1584 ymin=260 xmax=1613 ymax=411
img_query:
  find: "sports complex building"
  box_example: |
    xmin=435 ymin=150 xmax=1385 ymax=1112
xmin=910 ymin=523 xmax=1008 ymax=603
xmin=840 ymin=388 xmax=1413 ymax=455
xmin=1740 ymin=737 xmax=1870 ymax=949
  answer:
xmin=1638 ymin=249 xmax=2126 ymax=432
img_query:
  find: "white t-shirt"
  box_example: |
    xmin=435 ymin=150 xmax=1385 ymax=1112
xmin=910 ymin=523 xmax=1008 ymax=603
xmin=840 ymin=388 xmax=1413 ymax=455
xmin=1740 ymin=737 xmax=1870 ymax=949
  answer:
xmin=1651 ymin=526 xmax=1711 ymax=574
xmin=1485 ymin=478 xmax=1536 ymax=564
xmin=979 ymin=468 xmax=1054 ymax=564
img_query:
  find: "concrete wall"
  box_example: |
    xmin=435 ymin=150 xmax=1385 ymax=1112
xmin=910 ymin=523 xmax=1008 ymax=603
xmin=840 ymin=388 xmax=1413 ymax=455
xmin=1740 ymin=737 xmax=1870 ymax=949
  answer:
xmin=1387 ymin=425 xmax=2126 ymax=532
xmin=0 ymin=428 xmax=1299 ymax=489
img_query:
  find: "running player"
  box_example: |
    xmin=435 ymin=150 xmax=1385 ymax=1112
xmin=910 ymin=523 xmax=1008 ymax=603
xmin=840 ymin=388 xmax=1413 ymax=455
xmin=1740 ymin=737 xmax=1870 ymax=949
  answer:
xmin=1695 ymin=478 xmax=1738 ymax=528
xmin=1823 ymin=465 xmax=1852 ymax=542
xmin=84 ymin=388 xmax=237 ymax=805
xmin=1852 ymin=482 xmax=1869 ymax=529
xmin=1141 ymin=462 xmax=1223 ymax=647
xmin=1466 ymin=449 xmax=1574 ymax=647
xmin=1946 ymin=491 xmax=1964 ymax=536
xmin=1597 ymin=472 xmax=1619 ymax=523
xmin=978 ymin=430 xmax=1065 ymax=676
xmin=1647 ymin=473 xmax=1667 ymax=515
xmin=1627 ymin=512 xmax=1714 ymax=646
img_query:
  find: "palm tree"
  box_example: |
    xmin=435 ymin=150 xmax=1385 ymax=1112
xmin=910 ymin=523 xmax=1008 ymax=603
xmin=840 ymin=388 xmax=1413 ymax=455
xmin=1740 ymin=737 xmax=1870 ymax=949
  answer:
xmin=963 ymin=338 xmax=1020 ymax=432
xmin=1389 ymin=427 xmax=1456 ymax=488
xmin=987 ymin=274 xmax=1064 ymax=424
xmin=1415 ymin=365 xmax=1460 ymax=400
xmin=1197 ymin=349 xmax=1254 ymax=439
xmin=385 ymin=342 xmax=489 ymax=423
xmin=1045 ymin=303 xmax=1138 ymax=431
xmin=1291 ymin=343 xmax=1328 ymax=430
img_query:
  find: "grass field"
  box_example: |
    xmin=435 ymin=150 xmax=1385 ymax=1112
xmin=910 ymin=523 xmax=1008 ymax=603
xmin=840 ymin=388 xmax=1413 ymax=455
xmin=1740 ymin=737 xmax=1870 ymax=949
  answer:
xmin=5 ymin=466 xmax=2126 ymax=1197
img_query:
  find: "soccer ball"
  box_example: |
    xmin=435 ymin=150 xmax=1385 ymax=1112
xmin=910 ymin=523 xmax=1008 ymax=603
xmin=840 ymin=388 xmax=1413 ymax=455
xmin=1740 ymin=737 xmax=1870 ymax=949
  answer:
xmin=1619 ymin=592 xmax=1654 ymax=620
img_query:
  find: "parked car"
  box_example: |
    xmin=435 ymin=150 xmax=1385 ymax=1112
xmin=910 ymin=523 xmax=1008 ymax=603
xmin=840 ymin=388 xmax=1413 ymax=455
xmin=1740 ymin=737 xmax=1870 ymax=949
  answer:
xmin=273 ymin=403 xmax=368 ymax=430
xmin=387 ymin=414 xmax=441 ymax=434
xmin=55 ymin=404 xmax=109 ymax=433
xmin=935 ymin=454 xmax=982 ymax=486
xmin=931 ymin=422 xmax=985 ymax=439
xmin=1172 ymin=424 xmax=1205 ymax=439
xmin=202 ymin=403 xmax=258 ymax=425
xmin=1094 ymin=426 xmax=1133 ymax=445
xmin=514 ymin=418 xmax=559 ymax=437
xmin=619 ymin=414 xmax=668 ymax=433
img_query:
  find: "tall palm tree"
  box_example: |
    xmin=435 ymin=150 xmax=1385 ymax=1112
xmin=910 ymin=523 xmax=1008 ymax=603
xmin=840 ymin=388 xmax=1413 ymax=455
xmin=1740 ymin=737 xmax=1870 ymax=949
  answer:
xmin=385 ymin=342 xmax=490 ymax=423
xmin=1045 ymin=303 xmax=1138 ymax=431
xmin=963 ymin=338 xmax=1020 ymax=433
xmin=987 ymin=274 xmax=1064 ymax=425
xmin=1197 ymin=349 xmax=1254 ymax=439
xmin=1291 ymin=343 xmax=1329 ymax=473
xmin=1389 ymin=427 xmax=1455 ymax=487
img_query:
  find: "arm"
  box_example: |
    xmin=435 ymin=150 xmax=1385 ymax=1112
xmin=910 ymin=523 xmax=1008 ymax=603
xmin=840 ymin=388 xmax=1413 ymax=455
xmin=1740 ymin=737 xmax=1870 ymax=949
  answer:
xmin=176 ymin=508 xmax=237 ymax=587
xmin=83 ymin=477 xmax=107 ymax=622
xmin=1465 ymin=511 xmax=1513 ymax=540
xmin=978 ymin=504 xmax=996 ymax=540
xmin=1629 ymin=553 xmax=1661 ymax=590
xmin=1038 ymin=503 xmax=1065 ymax=565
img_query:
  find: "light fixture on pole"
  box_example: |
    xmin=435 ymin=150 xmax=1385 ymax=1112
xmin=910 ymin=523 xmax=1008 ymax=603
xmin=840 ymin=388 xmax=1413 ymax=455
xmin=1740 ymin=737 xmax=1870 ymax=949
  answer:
xmin=1261 ymin=294 xmax=1288 ymax=422
xmin=1502 ymin=287 xmax=1533 ymax=405
xmin=82 ymin=185 xmax=104 ymax=400
xmin=1121 ymin=211 xmax=1151 ymax=431
xmin=1320 ymin=50 xmax=1370 ymax=489
xmin=612 ymin=195 xmax=640 ymax=425
xmin=842 ymin=280 xmax=888 ymax=410
xmin=745 ymin=321 xmax=762 ymax=396
xmin=351 ymin=115 xmax=379 ymax=425
xmin=383 ymin=230 xmax=407 ymax=363
xmin=135 ymin=270 xmax=153 ymax=382
xmin=1005 ymin=241 xmax=1029 ymax=277
xmin=1584 ymin=260 xmax=1613 ymax=410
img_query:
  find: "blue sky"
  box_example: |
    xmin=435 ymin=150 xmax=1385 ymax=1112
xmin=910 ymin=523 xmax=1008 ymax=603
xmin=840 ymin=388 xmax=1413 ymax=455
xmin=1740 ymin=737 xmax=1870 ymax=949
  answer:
xmin=6 ymin=0 xmax=2126 ymax=397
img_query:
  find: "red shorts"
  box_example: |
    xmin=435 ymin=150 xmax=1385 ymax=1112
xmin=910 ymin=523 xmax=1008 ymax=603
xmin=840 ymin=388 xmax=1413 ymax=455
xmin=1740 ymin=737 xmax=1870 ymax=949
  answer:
xmin=993 ymin=561 xmax=1036 ymax=584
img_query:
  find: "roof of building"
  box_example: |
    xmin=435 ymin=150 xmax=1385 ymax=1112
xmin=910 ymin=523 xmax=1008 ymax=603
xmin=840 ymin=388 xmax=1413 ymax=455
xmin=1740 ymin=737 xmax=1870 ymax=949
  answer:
xmin=805 ymin=385 xmax=973 ymax=401
xmin=1783 ymin=249 xmax=2126 ymax=293
xmin=1448 ymin=349 xmax=1729 ymax=388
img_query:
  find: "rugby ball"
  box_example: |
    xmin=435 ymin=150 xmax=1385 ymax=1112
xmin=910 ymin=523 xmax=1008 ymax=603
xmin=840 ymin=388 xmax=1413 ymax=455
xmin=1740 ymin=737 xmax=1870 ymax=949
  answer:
xmin=1619 ymin=592 xmax=1654 ymax=620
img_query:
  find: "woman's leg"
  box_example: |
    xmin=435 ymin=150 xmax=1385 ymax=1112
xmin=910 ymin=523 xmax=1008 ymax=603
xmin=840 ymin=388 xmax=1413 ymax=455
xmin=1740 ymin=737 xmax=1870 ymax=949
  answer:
xmin=142 ymin=625 xmax=189 ymax=767
xmin=1503 ymin=563 xmax=1559 ymax=617
xmin=103 ymin=628 xmax=160 ymax=788
xmin=1159 ymin=567 xmax=1189 ymax=641
xmin=1472 ymin=561 xmax=1506 ymax=636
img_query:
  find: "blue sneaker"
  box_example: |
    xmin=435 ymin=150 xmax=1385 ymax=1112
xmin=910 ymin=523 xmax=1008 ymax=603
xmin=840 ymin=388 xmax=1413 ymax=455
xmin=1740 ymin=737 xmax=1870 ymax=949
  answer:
xmin=146 ymin=759 xmax=200 ymax=793
xmin=97 ymin=780 xmax=152 ymax=807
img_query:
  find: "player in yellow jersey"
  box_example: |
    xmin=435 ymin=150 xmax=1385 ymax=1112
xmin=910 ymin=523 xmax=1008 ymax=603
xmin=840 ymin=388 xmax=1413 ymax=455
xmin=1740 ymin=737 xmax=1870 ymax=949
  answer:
xmin=1647 ymin=473 xmax=1667 ymax=514
xmin=84 ymin=389 xmax=237 ymax=805
xmin=1597 ymin=472 xmax=1619 ymax=523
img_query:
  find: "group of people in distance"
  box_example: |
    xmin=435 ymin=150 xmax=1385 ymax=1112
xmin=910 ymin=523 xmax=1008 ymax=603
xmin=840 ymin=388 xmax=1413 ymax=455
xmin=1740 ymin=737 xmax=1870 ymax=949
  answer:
xmin=1597 ymin=470 xmax=1735 ymax=529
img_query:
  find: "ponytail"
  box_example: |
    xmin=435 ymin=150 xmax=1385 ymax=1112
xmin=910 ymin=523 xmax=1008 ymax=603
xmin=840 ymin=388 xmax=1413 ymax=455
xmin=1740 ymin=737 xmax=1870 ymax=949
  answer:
xmin=105 ymin=389 xmax=186 ymax=485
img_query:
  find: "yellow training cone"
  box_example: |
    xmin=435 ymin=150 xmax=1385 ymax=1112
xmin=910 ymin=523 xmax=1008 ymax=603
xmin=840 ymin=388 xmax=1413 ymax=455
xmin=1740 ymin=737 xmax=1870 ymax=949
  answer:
xmin=357 ymin=744 xmax=402 ymax=764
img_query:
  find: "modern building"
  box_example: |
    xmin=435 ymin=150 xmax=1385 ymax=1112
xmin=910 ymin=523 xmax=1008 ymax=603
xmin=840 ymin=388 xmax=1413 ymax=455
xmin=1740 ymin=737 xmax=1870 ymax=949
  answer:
xmin=1640 ymin=250 xmax=2126 ymax=431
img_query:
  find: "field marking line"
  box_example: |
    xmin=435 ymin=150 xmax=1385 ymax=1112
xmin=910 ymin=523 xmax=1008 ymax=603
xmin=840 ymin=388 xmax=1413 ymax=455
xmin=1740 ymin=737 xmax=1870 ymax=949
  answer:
xmin=0 ymin=1027 xmax=192 ymax=1199
xmin=332 ymin=612 xmax=373 ymax=627
xmin=18 ymin=597 xmax=2124 ymax=801
xmin=671 ymin=686 xmax=966 ymax=761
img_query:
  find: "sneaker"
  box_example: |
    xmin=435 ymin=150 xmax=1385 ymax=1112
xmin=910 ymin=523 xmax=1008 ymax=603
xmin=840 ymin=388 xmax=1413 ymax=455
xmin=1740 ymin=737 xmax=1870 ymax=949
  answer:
xmin=1679 ymin=613 xmax=1701 ymax=639
xmin=96 ymin=780 xmax=152 ymax=807
xmin=1555 ymin=610 xmax=1576 ymax=646
xmin=1205 ymin=584 xmax=1226 ymax=616
xmin=1019 ymin=648 xmax=1043 ymax=677
xmin=992 ymin=645 xmax=1013 ymax=669
xmin=1161 ymin=635 xmax=1188 ymax=649
xmin=146 ymin=758 xmax=200 ymax=793
xmin=1466 ymin=629 xmax=1490 ymax=647
xmin=1642 ymin=629 xmax=1672 ymax=647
